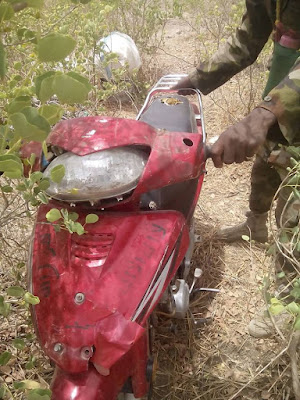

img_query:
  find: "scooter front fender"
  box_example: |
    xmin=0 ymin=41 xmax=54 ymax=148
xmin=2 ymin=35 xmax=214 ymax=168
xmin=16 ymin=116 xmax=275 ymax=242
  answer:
xmin=50 ymin=331 xmax=149 ymax=400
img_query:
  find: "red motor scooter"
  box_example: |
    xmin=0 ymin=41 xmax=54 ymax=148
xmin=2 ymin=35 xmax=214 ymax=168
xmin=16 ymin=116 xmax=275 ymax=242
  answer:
xmin=28 ymin=75 xmax=208 ymax=399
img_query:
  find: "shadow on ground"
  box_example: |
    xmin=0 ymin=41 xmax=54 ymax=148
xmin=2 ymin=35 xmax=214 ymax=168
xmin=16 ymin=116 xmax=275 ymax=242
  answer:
xmin=152 ymin=221 xmax=226 ymax=400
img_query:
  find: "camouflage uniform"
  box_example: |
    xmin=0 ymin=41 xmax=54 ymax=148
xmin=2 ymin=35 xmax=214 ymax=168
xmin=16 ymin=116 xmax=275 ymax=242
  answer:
xmin=189 ymin=0 xmax=300 ymax=219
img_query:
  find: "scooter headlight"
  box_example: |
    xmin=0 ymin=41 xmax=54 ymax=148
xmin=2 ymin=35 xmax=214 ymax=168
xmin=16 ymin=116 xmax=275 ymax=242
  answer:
xmin=43 ymin=147 xmax=148 ymax=203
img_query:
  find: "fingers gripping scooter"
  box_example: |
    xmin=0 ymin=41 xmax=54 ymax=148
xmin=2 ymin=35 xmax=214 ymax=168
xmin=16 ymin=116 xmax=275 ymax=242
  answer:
xmin=28 ymin=75 xmax=207 ymax=399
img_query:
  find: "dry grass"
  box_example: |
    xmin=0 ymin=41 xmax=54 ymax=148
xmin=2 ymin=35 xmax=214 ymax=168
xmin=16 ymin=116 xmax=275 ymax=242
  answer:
xmin=152 ymin=221 xmax=295 ymax=400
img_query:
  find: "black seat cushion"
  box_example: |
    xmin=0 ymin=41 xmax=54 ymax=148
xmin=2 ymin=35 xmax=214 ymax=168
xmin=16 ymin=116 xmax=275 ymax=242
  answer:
xmin=139 ymin=94 xmax=197 ymax=133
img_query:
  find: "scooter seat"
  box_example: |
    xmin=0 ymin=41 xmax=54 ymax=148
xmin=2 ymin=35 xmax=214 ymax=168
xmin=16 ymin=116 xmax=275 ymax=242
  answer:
xmin=139 ymin=94 xmax=197 ymax=133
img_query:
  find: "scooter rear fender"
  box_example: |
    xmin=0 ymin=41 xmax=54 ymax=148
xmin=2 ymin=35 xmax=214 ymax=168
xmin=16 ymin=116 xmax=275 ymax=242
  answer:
xmin=29 ymin=205 xmax=189 ymax=374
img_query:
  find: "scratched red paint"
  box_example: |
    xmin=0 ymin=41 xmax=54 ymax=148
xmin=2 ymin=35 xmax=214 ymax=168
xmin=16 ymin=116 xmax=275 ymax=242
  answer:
xmin=28 ymin=101 xmax=206 ymax=399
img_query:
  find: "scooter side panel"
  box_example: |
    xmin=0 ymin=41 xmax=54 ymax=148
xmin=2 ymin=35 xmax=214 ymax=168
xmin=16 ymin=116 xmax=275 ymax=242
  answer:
xmin=29 ymin=206 xmax=189 ymax=373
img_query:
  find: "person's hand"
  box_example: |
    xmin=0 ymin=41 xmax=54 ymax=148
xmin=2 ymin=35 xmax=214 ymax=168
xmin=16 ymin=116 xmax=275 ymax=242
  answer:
xmin=210 ymin=108 xmax=277 ymax=168
xmin=171 ymin=76 xmax=196 ymax=95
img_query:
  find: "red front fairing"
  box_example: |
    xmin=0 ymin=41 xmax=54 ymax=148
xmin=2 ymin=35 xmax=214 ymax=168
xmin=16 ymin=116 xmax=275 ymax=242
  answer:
xmin=30 ymin=205 xmax=189 ymax=375
xmin=46 ymin=117 xmax=205 ymax=203
xmin=50 ymin=333 xmax=149 ymax=400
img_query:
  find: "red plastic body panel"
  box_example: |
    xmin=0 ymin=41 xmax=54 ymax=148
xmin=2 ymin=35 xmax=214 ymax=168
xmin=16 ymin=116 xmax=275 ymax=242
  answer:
xmin=29 ymin=101 xmax=206 ymax=398
xmin=47 ymin=117 xmax=156 ymax=155
xmin=47 ymin=117 xmax=205 ymax=198
xmin=50 ymin=332 xmax=149 ymax=400
xmin=30 ymin=205 xmax=189 ymax=376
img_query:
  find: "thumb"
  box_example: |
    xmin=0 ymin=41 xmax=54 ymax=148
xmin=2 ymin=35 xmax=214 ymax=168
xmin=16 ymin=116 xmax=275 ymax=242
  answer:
xmin=210 ymin=140 xmax=224 ymax=168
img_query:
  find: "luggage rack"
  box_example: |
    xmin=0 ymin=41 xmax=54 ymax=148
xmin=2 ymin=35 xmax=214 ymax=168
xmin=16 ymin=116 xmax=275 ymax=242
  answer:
xmin=136 ymin=74 xmax=206 ymax=142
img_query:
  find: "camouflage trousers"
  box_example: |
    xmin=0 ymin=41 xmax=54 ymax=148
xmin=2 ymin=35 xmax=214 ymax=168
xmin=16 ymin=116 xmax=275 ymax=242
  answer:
xmin=250 ymin=127 xmax=300 ymax=275
xmin=250 ymin=126 xmax=299 ymax=224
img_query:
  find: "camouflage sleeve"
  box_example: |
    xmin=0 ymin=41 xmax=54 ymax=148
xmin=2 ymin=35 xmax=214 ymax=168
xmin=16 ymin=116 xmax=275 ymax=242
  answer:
xmin=189 ymin=0 xmax=272 ymax=94
xmin=259 ymin=57 xmax=300 ymax=144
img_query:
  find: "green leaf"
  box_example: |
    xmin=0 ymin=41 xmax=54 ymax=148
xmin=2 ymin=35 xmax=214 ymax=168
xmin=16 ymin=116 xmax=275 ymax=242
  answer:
xmin=10 ymin=107 xmax=51 ymax=142
xmin=42 ymin=141 xmax=48 ymax=158
xmin=60 ymin=208 xmax=68 ymax=219
xmin=277 ymin=271 xmax=286 ymax=279
xmin=53 ymin=73 xmax=91 ymax=104
xmin=7 ymin=286 xmax=25 ymax=297
xmin=29 ymin=153 xmax=36 ymax=167
xmin=25 ymin=358 xmax=35 ymax=370
xmin=269 ymin=298 xmax=285 ymax=316
xmin=67 ymin=71 xmax=92 ymax=91
xmin=5 ymin=169 xmax=23 ymax=179
xmin=38 ymin=178 xmax=50 ymax=191
xmin=0 ymin=300 xmax=10 ymax=317
xmin=37 ymin=33 xmax=76 ymax=62
xmin=28 ymin=388 xmax=51 ymax=400
xmin=0 ymin=351 xmax=12 ymax=366
xmin=50 ymin=164 xmax=65 ymax=183
xmin=46 ymin=208 xmax=61 ymax=222
xmin=241 ymin=235 xmax=249 ymax=242
xmin=286 ymin=301 xmax=300 ymax=315
xmin=37 ymin=192 xmax=49 ymax=204
xmin=0 ymin=3 xmax=14 ymax=21
xmin=85 ymin=214 xmax=99 ymax=224
xmin=269 ymin=304 xmax=285 ymax=315
xmin=287 ymin=174 xmax=300 ymax=186
xmin=14 ymin=61 xmax=22 ymax=70
xmin=1 ymin=185 xmax=13 ymax=193
xmin=73 ymin=222 xmax=85 ymax=235
xmin=12 ymin=338 xmax=25 ymax=350
xmin=39 ymin=178 xmax=50 ymax=190
xmin=0 ymin=41 xmax=7 ymax=79
xmin=295 ymin=316 xmax=300 ymax=330
xmin=30 ymin=171 xmax=43 ymax=183
xmin=16 ymin=27 xmax=37 ymax=43
xmin=38 ymin=104 xmax=63 ymax=125
xmin=68 ymin=212 xmax=79 ymax=221
xmin=0 ymin=384 xmax=6 ymax=398
xmin=8 ymin=96 xmax=31 ymax=114
xmin=16 ymin=183 xmax=27 ymax=191
xmin=0 ymin=295 xmax=10 ymax=317
xmin=0 ymin=154 xmax=23 ymax=175
xmin=293 ymin=188 xmax=300 ymax=200
xmin=13 ymin=381 xmax=25 ymax=390
xmin=290 ymin=287 xmax=300 ymax=299
xmin=279 ymin=231 xmax=290 ymax=244
xmin=35 ymin=71 xmax=56 ymax=103
xmin=24 ymin=292 xmax=40 ymax=305
xmin=14 ymin=380 xmax=44 ymax=390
